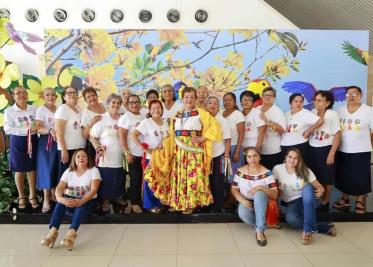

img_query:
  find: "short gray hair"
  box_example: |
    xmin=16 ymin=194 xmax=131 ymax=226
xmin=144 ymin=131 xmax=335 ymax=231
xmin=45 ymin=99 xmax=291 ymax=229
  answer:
xmin=206 ymin=95 xmax=221 ymax=106
xmin=106 ymin=93 xmax=122 ymax=106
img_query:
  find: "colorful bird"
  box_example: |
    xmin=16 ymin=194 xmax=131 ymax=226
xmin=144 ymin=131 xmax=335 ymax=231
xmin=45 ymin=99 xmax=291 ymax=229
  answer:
xmin=247 ymin=79 xmax=271 ymax=107
xmin=4 ymin=21 xmax=43 ymax=55
xmin=282 ymin=81 xmax=348 ymax=110
xmin=342 ymin=40 xmax=369 ymax=66
xmin=173 ymin=81 xmax=187 ymax=100
xmin=57 ymin=64 xmax=87 ymax=91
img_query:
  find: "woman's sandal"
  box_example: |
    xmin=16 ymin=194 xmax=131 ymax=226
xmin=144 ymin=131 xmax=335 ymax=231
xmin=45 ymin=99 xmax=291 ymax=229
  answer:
xmin=355 ymin=200 xmax=366 ymax=214
xmin=17 ymin=197 xmax=27 ymax=211
xmin=332 ymin=197 xmax=350 ymax=212
xmin=131 ymin=204 xmax=143 ymax=214
xmin=149 ymin=207 xmax=161 ymax=214
xmin=256 ymin=232 xmax=267 ymax=246
xmin=41 ymin=228 xmax=58 ymax=248
xmin=182 ymin=208 xmax=194 ymax=215
xmin=301 ymin=232 xmax=314 ymax=245
xmin=41 ymin=203 xmax=51 ymax=214
xmin=61 ymin=229 xmax=77 ymax=251
xmin=29 ymin=197 xmax=40 ymax=211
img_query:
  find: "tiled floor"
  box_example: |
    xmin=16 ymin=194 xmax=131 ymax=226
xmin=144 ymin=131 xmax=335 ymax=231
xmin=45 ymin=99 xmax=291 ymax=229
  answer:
xmin=1 ymin=222 xmax=373 ymax=267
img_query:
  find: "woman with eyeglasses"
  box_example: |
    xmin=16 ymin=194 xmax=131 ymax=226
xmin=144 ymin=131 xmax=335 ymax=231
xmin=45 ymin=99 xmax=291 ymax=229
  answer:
xmin=309 ymin=91 xmax=340 ymax=212
xmin=55 ymin=86 xmax=86 ymax=181
xmin=333 ymin=86 xmax=373 ymax=214
xmin=118 ymin=94 xmax=146 ymax=214
xmin=280 ymin=93 xmax=324 ymax=167
xmin=257 ymin=87 xmax=286 ymax=170
xmin=4 ymin=86 xmax=39 ymax=211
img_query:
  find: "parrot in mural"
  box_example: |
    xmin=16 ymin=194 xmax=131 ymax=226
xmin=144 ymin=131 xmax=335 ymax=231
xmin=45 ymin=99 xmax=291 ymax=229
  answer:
xmin=57 ymin=64 xmax=87 ymax=91
xmin=282 ymin=81 xmax=348 ymax=110
xmin=173 ymin=81 xmax=187 ymax=100
xmin=342 ymin=40 xmax=369 ymax=66
xmin=247 ymin=79 xmax=271 ymax=107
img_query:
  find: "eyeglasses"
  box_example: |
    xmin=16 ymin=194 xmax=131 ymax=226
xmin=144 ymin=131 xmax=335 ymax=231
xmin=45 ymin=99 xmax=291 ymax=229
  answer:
xmin=14 ymin=92 xmax=28 ymax=96
xmin=65 ymin=91 xmax=77 ymax=96
xmin=129 ymin=101 xmax=140 ymax=104
xmin=346 ymin=93 xmax=359 ymax=97
xmin=262 ymin=94 xmax=274 ymax=98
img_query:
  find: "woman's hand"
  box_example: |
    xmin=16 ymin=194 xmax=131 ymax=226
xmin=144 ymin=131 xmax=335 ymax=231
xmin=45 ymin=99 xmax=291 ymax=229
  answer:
xmin=89 ymin=115 xmax=102 ymax=128
xmin=314 ymin=185 xmax=325 ymax=199
xmin=191 ymin=136 xmax=205 ymax=144
xmin=232 ymin=151 xmax=240 ymax=163
xmin=326 ymin=151 xmax=335 ymax=166
xmin=241 ymin=199 xmax=253 ymax=209
xmin=125 ymin=153 xmax=133 ymax=164
xmin=50 ymin=129 xmax=57 ymax=141
xmin=249 ymin=185 xmax=264 ymax=196
xmin=61 ymin=149 xmax=69 ymax=164
xmin=303 ymin=130 xmax=311 ymax=139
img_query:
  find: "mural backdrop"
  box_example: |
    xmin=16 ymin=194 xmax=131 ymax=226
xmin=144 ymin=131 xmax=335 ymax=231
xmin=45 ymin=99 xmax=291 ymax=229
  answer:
xmin=43 ymin=29 xmax=369 ymax=111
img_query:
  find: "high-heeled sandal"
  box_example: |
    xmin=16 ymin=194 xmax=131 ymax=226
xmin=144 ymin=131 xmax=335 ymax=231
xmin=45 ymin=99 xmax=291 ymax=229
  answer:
xmin=301 ymin=232 xmax=314 ymax=245
xmin=17 ymin=197 xmax=27 ymax=211
xmin=149 ymin=207 xmax=161 ymax=214
xmin=182 ymin=208 xmax=194 ymax=215
xmin=355 ymin=200 xmax=366 ymax=214
xmin=332 ymin=197 xmax=350 ymax=211
xmin=41 ymin=228 xmax=58 ymax=248
xmin=29 ymin=197 xmax=40 ymax=211
xmin=131 ymin=204 xmax=143 ymax=214
xmin=61 ymin=229 xmax=77 ymax=251
xmin=42 ymin=202 xmax=51 ymax=214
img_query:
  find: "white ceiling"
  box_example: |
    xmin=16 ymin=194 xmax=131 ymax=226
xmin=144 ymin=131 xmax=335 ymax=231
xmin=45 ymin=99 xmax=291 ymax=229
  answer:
xmin=263 ymin=0 xmax=372 ymax=52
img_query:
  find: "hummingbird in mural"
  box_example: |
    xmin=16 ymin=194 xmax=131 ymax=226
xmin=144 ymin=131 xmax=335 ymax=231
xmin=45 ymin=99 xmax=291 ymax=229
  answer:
xmin=342 ymin=40 xmax=369 ymax=66
xmin=282 ymin=81 xmax=348 ymax=110
xmin=191 ymin=40 xmax=204 ymax=50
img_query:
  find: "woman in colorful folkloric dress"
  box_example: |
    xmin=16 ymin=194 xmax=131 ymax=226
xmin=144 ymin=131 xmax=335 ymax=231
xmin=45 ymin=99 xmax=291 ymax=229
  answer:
xmin=35 ymin=88 xmax=59 ymax=213
xmin=55 ymin=86 xmax=86 ymax=181
xmin=161 ymin=84 xmax=183 ymax=122
xmin=273 ymin=148 xmax=337 ymax=245
xmin=231 ymin=147 xmax=278 ymax=246
xmin=309 ymin=91 xmax=340 ymax=212
xmin=90 ymin=94 xmax=125 ymax=214
xmin=41 ymin=149 xmax=101 ymax=251
xmin=118 ymin=94 xmax=146 ymax=214
xmin=257 ymin=87 xmax=286 ymax=170
xmin=240 ymin=91 xmax=266 ymax=151
xmin=132 ymin=99 xmax=169 ymax=213
xmin=80 ymin=87 xmax=106 ymax=160
xmin=144 ymin=87 xmax=222 ymax=214
xmin=206 ymin=95 xmax=231 ymax=213
xmin=333 ymin=86 xmax=373 ymax=214
xmin=4 ymin=86 xmax=39 ymax=211
xmin=281 ymin=93 xmax=324 ymax=167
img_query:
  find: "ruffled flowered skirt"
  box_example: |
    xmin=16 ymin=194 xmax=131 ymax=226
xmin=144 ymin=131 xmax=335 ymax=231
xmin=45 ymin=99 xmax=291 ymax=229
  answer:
xmin=144 ymin=136 xmax=213 ymax=211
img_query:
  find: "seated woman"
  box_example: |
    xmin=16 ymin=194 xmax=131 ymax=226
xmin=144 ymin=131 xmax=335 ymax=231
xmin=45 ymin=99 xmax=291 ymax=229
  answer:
xmin=273 ymin=148 xmax=337 ymax=245
xmin=231 ymin=147 xmax=278 ymax=246
xmin=41 ymin=149 xmax=101 ymax=250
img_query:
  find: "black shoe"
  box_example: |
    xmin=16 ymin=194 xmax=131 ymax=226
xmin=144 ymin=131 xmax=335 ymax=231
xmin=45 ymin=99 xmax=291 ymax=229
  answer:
xmin=317 ymin=202 xmax=330 ymax=212
xmin=256 ymin=232 xmax=267 ymax=246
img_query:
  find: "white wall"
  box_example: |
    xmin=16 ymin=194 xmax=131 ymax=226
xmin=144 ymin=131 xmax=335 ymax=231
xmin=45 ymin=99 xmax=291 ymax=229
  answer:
xmin=1 ymin=0 xmax=297 ymax=76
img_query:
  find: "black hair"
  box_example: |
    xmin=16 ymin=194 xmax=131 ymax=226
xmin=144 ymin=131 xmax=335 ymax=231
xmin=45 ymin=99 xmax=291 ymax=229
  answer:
xmin=289 ymin=93 xmax=304 ymax=104
xmin=223 ymin=92 xmax=239 ymax=110
xmin=240 ymin=90 xmax=259 ymax=103
xmin=146 ymin=89 xmax=159 ymax=99
xmin=314 ymin=90 xmax=334 ymax=109
xmin=346 ymin=86 xmax=362 ymax=94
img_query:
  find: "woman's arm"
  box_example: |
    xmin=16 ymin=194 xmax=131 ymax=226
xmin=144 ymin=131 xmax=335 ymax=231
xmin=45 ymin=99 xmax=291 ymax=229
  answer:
xmin=55 ymin=119 xmax=70 ymax=163
xmin=224 ymin=138 xmax=231 ymax=157
xmin=233 ymin=121 xmax=245 ymax=162
xmin=231 ymin=186 xmax=253 ymax=209
xmin=249 ymin=186 xmax=278 ymax=200
xmin=304 ymin=118 xmax=324 ymax=138
xmin=119 ymin=127 xmax=133 ymax=163
xmin=326 ymin=131 xmax=341 ymax=165
xmin=256 ymin=126 xmax=266 ymax=150
xmin=310 ymin=179 xmax=325 ymax=199
xmin=81 ymin=179 xmax=101 ymax=204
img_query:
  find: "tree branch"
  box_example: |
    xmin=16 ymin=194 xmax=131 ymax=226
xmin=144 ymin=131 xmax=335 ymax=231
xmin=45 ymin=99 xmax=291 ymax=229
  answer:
xmin=45 ymin=30 xmax=74 ymax=52
xmin=46 ymin=32 xmax=82 ymax=73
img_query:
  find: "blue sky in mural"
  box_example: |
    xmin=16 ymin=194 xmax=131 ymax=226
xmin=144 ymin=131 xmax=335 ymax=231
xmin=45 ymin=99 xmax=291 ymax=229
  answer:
xmin=45 ymin=29 xmax=369 ymax=111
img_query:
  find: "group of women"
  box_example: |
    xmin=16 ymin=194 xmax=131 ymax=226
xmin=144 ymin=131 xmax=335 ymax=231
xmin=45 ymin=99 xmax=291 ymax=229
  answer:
xmin=3 ymin=83 xmax=372 ymax=249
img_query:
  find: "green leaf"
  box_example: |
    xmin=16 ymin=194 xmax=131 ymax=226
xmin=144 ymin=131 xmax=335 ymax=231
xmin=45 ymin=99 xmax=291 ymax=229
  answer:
xmin=290 ymin=65 xmax=299 ymax=72
xmin=157 ymin=61 xmax=164 ymax=71
xmin=158 ymin=41 xmax=174 ymax=55
xmin=135 ymin=56 xmax=143 ymax=69
xmin=284 ymin=32 xmax=299 ymax=44
xmin=145 ymin=44 xmax=153 ymax=54
xmin=282 ymin=36 xmax=298 ymax=57
xmin=143 ymin=54 xmax=150 ymax=68
xmin=22 ymin=75 xmax=41 ymax=89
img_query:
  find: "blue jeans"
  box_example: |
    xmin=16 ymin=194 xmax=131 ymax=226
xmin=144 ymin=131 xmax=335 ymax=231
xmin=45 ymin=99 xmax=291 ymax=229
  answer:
xmin=49 ymin=198 xmax=97 ymax=231
xmin=282 ymin=184 xmax=332 ymax=234
xmin=237 ymin=191 xmax=268 ymax=232
xmin=229 ymin=145 xmax=244 ymax=183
